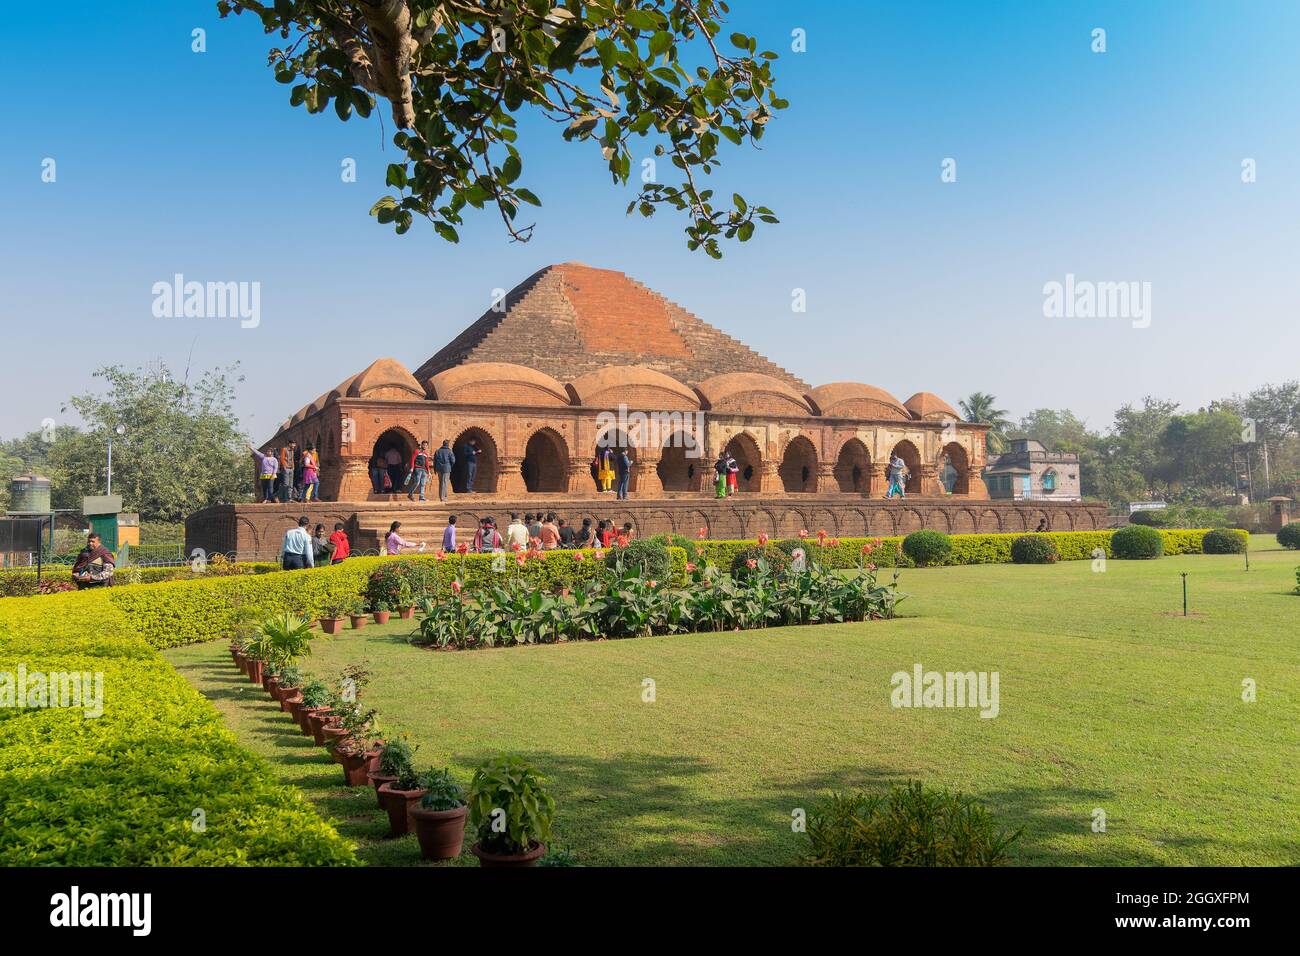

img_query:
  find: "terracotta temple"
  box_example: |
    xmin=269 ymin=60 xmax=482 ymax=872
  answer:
xmin=186 ymin=263 xmax=1106 ymax=558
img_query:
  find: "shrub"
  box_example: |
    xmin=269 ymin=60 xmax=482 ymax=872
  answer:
xmin=902 ymin=530 xmax=951 ymax=567
xmin=1200 ymin=528 xmax=1247 ymax=554
xmin=468 ymin=754 xmax=555 ymax=855
xmin=1111 ymin=525 xmax=1165 ymax=559
xmin=803 ymin=781 xmax=1022 ymax=867
xmin=605 ymin=538 xmax=670 ymax=581
xmin=1010 ymin=535 xmax=1059 ymax=564
xmin=378 ymin=738 xmax=415 ymax=777
xmin=419 ymin=768 xmax=466 ymax=811
xmin=1277 ymin=523 xmax=1300 ymax=550
xmin=729 ymin=545 xmax=791 ymax=580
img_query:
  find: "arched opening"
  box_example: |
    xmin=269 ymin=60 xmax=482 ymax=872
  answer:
xmin=1042 ymin=468 xmax=1058 ymax=494
xmin=723 ymin=433 xmax=762 ymax=493
xmin=779 ymin=435 xmax=818 ymax=493
xmin=890 ymin=440 xmax=922 ymax=496
xmin=371 ymin=428 xmax=415 ymax=494
xmin=940 ymin=442 xmax=970 ymax=495
xmin=451 ymin=427 xmax=498 ymax=494
xmin=657 ymin=430 xmax=699 ymax=492
xmin=524 ymin=428 xmax=569 ymax=493
xmin=834 ymin=438 xmax=871 ymax=494
xmin=593 ymin=427 xmax=636 ymax=493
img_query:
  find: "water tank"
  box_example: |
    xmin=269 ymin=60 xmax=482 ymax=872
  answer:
xmin=8 ymin=474 xmax=52 ymax=514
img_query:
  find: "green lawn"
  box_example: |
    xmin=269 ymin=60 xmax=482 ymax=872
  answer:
xmin=165 ymin=537 xmax=1300 ymax=866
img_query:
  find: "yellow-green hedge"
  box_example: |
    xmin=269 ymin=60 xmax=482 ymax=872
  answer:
xmin=0 ymin=592 xmax=356 ymax=865
xmin=0 ymin=562 xmax=279 ymax=598
xmin=683 ymin=529 xmax=1242 ymax=570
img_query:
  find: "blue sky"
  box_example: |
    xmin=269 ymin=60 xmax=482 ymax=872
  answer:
xmin=2 ymin=0 xmax=1297 ymax=442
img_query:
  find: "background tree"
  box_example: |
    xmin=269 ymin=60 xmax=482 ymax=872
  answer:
xmin=218 ymin=0 xmax=786 ymax=257
xmin=958 ymin=392 xmax=1012 ymax=453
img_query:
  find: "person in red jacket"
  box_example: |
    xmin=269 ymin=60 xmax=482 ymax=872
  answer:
xmin=327 ymin=522 xmax=351 ymax=564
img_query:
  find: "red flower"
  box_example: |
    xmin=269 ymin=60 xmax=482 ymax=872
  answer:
xmin=511 ymin=541 xmax=523 ymax=553
xmin=594 ymin=550 xmax=605 ymax=561
xmin=516 ymin=554 xmax=527 ymax=567
xmin=746 ymin=558 xmax=757 ymax=569
xmin=648 ymin=580 xmax=657 ymax=588
xmin=685 ymin=562 xmax=697 ymax=573
xmin=456 ymin=542 xmax=469 ymax=555
xmin=757 ymin=532 xmax=769 ymax=547
xmin=450 ymin=580 xmax=462 ymax=595
xmin=861 ymin=544 xmax=874 ymax=555
xmin=574 ymin=551 xmax=586 ymax=562
xmin=697 ymin=527 xmax=708 ymax=539
xmin=867 ymin=562 xmax=877 ymax=571
xmin=436 ymin=550 xmax=447 ymax=561
xmin=817 ymin=529 xmax=827 ymax=541
xmin=798 ymin=529 xmax=809 ymax=539
xmin=829 ymin=538 xmax=839 ymax=547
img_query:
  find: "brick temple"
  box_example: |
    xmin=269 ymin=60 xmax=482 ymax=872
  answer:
xmin=187 ymin=263 xmax=1106 ymax=558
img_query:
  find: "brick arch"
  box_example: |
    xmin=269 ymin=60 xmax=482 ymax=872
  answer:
xmin=723 ymin=432 xmax=763 ymax=493
xmin=810 ymin=508 xmax=840 ymax=536
xmin=371 ymin=426 xmax=418 ymax=491
xmin=890 ymin=440 xmax=923 ymax=496
xmin=870 ymin=510 xmax=897 ymax=536
xmin=656 ymin=429 xmax=700 ymax=492
xmin=938 ymin=441 xmax=970 ymax=495
xmin=977 ymin=508 xmax=1003 ymax=532
xmin=834 ymin=437 xmax=872 ymax=494
xmin=950 ymin=508 xmax=977 ymax=533
xmin=750 ymin=509 xmax=779 ymax=537
xmin=925 ymin=510 xmax=951 ymax=532
xmin=523 ymin=427 xmax=569 ymax=493
xmin=778 ymin=434 xmax=819 ymax=493
xmin=594 ymin=426 xmax=636 ymax=493
xmin=451 ymin=426 xmax=501 ymax=494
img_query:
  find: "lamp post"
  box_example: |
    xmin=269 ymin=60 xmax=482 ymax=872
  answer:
xmin=107 ymin=424 xmax=125 ymax=495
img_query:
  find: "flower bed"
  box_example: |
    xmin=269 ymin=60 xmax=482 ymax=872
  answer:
xmin=0 ymin=592 xmax=356 ymax=865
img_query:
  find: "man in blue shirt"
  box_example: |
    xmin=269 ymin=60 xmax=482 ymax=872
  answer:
xmin=279 ymin=516 xmax=315 ymax=570
xmin=460 ymin=439 xmax=478 ymax=493
xmin=433 ymin=439 xmax=456 ymax=502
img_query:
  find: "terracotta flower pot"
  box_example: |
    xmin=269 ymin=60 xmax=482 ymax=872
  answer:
xmin=411 ymin=805 xmax=468 ymax=861
xmin=322 ymin=725 xmax=350 ymax=757
xmin=339 ymin=748 xmax=372 ymax=786
xmin=283 ymin=692 xmax=303 ymax=716
xmin=320 ymin=617 xmax=344 ymax=635
xmin=367 ymin=771 xmax=398 ymax=806
xmin=349 ymin=614 xmax=368 ymax=629
xmin=247 ymin=659 xmax=264 ymax=683
xmin=378 ymin=783 xmax=427 ymax=836
xmin=300 ymin=705 xmax=329 ymax=737
xmin=307 ymin=709 xmax=336 ymax=746
xmin=373 ymin=611 xmax=391 ymax=625
xmin=265 ymin=675 xmax=280 ymax=697
xmin=471 ymin=840 xmax=546 ymax=868
xmin=398 ymin=606 xmax=415 ymax=620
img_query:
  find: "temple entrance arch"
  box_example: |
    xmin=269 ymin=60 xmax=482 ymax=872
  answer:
xmin=371 ymin=428 xmax=415 ymax=493
xmin=524 ymin=428 xmax=569 ymax=493
xmin=940 ymin=442 xmax=970 ymax=495
xmin=723 ymin=433 xmax=761 ymax=493
xmin=890 ymin=440 xmax=922 ymax=496
xmin=593 ymin=427 xmax=636 ymax=493
xmin=657 ymin=430 xmax=700 ymax=492
xmin=451 ymin=427 xmax=498 ymax=494
xmin=834 ymin=438 xmax=871 ymax=494
xmin=779 ymin=435 xmax=818 ymax=493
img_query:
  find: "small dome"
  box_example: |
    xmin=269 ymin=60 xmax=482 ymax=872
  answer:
xmin=427 ymin=362 xmax=570 ymax=406
xmin=903 ymin=391 xmax=960 ymax=421
xmin=696 ymin=372 xmax=813 ymax=416
xmin=347 ymin=358 xmax=424 ymax=399
xmin=807 ymin=382 xmax=909 ymax=420
xmin=568 ymin=366 xmax=699 ymax=410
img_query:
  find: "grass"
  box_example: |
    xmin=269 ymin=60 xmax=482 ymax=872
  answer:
xmin=164 ymin=536 xmax=1300 ymax=866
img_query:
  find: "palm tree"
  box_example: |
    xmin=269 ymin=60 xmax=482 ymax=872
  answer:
xmin=959 ymin=392 xmax=1013 ymax=454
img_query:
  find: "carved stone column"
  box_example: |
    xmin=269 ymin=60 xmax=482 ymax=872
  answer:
xmin=758 ymin=460 xmax=781 ymax=494
xmin=497 ymin=456 xmax=527 ymax=496
xmin=869 ymin=462 xmax=889 ymax=498
xmin=816 ymin=462 xmax=837 ymax=495
xmin=917 ymin=464 xmax=943 ymax=498
xmin=632 ymin=459 xmax=662 ymax=496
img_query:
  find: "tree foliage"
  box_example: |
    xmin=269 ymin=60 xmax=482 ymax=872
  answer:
xmin=959 ymin=392 xmax=1012 ymax=453
xmin=218 ymin=0 xmax=785 ymax=257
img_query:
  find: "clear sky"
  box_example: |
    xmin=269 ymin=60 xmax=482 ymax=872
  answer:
xmin=2 ymin=0 xmax=1297 ymax=442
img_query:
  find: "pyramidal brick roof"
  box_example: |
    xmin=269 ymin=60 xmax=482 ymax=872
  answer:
xmin=412 ymin=263 xmax=809 ymax=392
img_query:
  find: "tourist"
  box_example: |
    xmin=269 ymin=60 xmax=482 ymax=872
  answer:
xmin=279 ymin=442 xmax=297 ymax=502
xmin=311 ymin=523 xmax=333 ymax=564
xmin=885 ymin=455 xmax=904 ymax=498
xmin=302 ymin=445 xmax=320 ymax=502
xmin=621 ymin=521 xmax=635 ymax=541
xmin=714 ymin=453 xmax=728 ymax=498
xmin=384 ymin=445 xmax=404 ymax=492
xmin=528 ymin=512 xmax=544 ymax=540
xmin=328 ymin=522 xmax=351 ymax=563
xmin=280 ymin=516 xmax=314 ymax=570
xmin=726 ymin=453 xmax=739 ymax=495
xmin=442 ymin=514 xmax=457 ymax=552
xmin=615 ymin=448 xmax=632 ymax=500
xmin=406 ymin=440 xmax=432 ymax=501
xmin=433 ymin=439 xmax=455 ymax=502
xmin=461 ymin=439 xmax=479 ymax=492
xmin=248 ymin=444 xmax=279 ymax=503
xmin=370 ymin=454 xmax=387 ymax=495
xmin=71 ymin=532 xmax=115 ymax=588
xmin=596 ymin=448 xmax=615 ymax=493
xmin=540 ymin=512 xmax=560 ymax=549
xmin=1036 ymin=518 xmax=1049 ymax=533
xmin=474 ymin=517 xmax=502 ymax=553
xmin=505 ymin=513 xmax=529 ymax=551
xmin=558 ymin=517 xmax=575 ymax=548
xmin=595 ymin=519 xmax=613 ymax=548
xmin=385 ymin=520 xmax=423 ymax=555
xmin=573 ymin=517 xmax=594 ymax=548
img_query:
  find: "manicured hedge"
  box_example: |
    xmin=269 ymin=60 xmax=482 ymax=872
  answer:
xmin=682 ymin=529 xmax=1242 ymax=571
xmin=0 ymin=562 xmax=278 ymax=598
xmin=0 ymin=592 xmax=356 ymax=865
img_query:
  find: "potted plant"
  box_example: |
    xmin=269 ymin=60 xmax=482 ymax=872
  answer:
xmin=368 ymin=738 xmax=414 ymax=807
xmin=372 ymin=600 xmax=392 ymax=625
xmin=349 ymin=601 xmax=369 ymax=630
xmin=318 ymin=596 xmax=349 ymax=635
xmin=333 ymin=701 xmax=379 ymax=785
xmin=396 ymin=580 xmax=416 ymax=619
xmin=410 ymin=768 xmax=468 ymax=861
xmin=467 ymin=754 xmax=554 ymax=867
xmin=378 ymin=764 xmax=428 ymax=837
xmin=276 ymin=663 xmax=303 ymax=712
xmin=297 ymin=680 xmax=331 ymax=736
